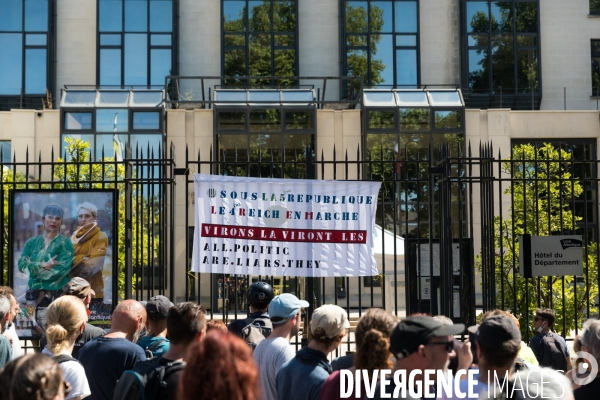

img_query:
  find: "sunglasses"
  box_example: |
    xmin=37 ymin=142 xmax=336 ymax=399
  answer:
xmin=427 ymin=341 xmax=454 ymax=353
xmin=534 ymin=317 xmax=542 ymax=322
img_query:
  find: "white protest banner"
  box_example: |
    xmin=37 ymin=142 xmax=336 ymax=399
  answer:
xmin=191 ymin=174 xmax=381 ymax=277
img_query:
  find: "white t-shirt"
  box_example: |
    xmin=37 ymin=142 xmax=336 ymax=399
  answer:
xmin=42 ymin=348 xmax=91 ymax=400
xmin=5 ymin=324 xmax=22 ymax=360
xmin=253 ymin=337 xmax=296 ymax=400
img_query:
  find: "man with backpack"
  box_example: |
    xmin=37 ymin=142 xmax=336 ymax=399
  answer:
xmin=228 ymin=281 xmax=274 ymax=349
xmin=137 ymin=295 xmax=172 ymax=359
xmin=529 ymin=308 xmax=571 ymax=372
xmin=113 ymin=302 xmax=206 ymax=400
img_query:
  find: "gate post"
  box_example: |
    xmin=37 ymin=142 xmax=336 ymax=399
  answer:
xmin=125 ymin=143 xmax=133 ymax=300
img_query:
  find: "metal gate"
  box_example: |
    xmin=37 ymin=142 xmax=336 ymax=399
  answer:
xmin=2 ymin=138 xmax=597 ymax=344
xmin=183 ymin=139 xmax=600 ymax=343
xmin=0 ymin=142 xmax=175 ymax=304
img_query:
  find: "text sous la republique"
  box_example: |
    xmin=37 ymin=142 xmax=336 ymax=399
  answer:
xmin=200 ymin=191 xmax=374 ymax=269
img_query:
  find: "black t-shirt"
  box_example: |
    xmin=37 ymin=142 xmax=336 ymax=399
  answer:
xmin=156 ymin=357 xmax=185 ymax=400
xmin=39 ymin=322 xmax=105 ymax=358
xmin=574 ymin=377 xmax=600 ymax=400
xmin=78 ymin=336 xmax=146 ymax=400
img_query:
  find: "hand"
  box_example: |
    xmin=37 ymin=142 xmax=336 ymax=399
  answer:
xmin=457 ymin=339 xmax=474 ymax=378
xmin=42 ymin=256 xmax=58 ymax=270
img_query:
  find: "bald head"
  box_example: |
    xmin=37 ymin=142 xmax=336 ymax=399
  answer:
xmin=110 ymin=300 xmax=147 ymax=341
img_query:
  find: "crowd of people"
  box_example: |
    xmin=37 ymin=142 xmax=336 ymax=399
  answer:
xmin=0 ymin=279 xmax=598 ymax=400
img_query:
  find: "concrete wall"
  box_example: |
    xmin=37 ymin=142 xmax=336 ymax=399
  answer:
xmin=298 ymin=0 xmax=340 ymax=100
xmin=420 ymin=0 xmax=460 ymax=86
xmin=56 ymin=0 xmax=96 ymax=95
xmin=0 ymin=110 xmax=60 ymax=169
xmin=540 ymin=0 xmax=600 ymax=110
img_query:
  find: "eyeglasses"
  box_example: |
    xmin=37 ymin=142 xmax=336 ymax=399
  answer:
xmin=534 ymin=317 xmax=542 ymax=322
xmin=427 ymin=341 xmax=454 ymax=353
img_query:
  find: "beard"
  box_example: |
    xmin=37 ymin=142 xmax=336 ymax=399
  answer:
xmin=132 ymin=325 xmax=145 ymax=343
xmin=291 ymin=324 xmax=299 ymax=337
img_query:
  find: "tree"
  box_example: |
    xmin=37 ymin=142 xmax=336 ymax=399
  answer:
xmin=475 ymin=143 xmax=599 ymax=338
xmin=1 ymin=166 xmax=27 ymax=284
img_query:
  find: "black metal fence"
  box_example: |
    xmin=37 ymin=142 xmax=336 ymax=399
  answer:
xmin=1 ymin=138 xmax=597 ymax=348
xmin=0 ymin=142 xmax=175 ymax=303
xmin=184 ymin=140 xmax=600 ymax=343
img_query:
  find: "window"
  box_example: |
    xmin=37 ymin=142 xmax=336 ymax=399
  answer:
xmin=98 ymin=0 xmax=175 ymax=88
xmin=592 ymin=40 xmax=600 ymax=96
xmin=60 ymin=89 xmax=164 ymax=160
xmin=363 ymin=89 xmax=465 ymax=238
xmin=0 ymin=0 xmax=51 ymax=107
xmin=214 ymin=89 xmax=316 ymax=178
xmin=342 ymin=1 xmax=419 ymax=90
xmin=222 ymin=0 xmax=298 ymax=86
xmin=0 ymin=141 xmax=11 ymax=165
xmin=462 ymin=0 xmax=540 ymax=109
xmin=592 ymin=0 xmax=600 ymax=15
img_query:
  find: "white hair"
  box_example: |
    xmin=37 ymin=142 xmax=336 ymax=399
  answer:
xmin=580 ymin=318 xmax=600 ymax=362
xmin=0 ymin=296 xmax=11 ymax=325
xmin=77 ymin=202 xmax=98 ymax=217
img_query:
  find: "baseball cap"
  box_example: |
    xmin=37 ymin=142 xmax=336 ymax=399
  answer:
xmin=146 ymin=295 xmax=174 ymax=321
xmin=269 ymin=294 xmax=309 ymax=325
xmin=309 ymin=304 xmax=350 ymax=339
xmin=470 ymin=314 xmax=521 ymax=349
xmin=390 ymin=316 xmax=465 ymax=359
xmin=62 ymin=277 xmax=95 ymax=299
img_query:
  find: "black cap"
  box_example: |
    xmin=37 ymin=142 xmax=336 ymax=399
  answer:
xmin=62 ymin=277 xmax=95 ymax=299
xmin=473 ymin=315 xmax=521 ymax=349
xmin=390 ymin=316 xmax=465 ymax=359
xmin=146 ymin=295 xmax=173 ymax=321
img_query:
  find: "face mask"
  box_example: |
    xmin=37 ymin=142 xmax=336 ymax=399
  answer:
xmin=537 ymin=321 xmax=546 ymax=333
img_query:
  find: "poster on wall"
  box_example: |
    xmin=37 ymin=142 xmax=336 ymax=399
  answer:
xmin=191 ymin=174 xmax=382 ymax=277
xmin=10 ymin=189 xmax=118 ymax=339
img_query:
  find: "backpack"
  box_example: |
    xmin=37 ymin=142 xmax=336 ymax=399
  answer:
xmin=143 ymin=338 xmax=168 ymax=360
xmin=112 ymin=359 xmax=184 ymax=400
xmin=239 ymin=316 xmax=272 ymax=351
xmin=538 ymin=332 xmax=568 ymax=372
xmin=512 ymin=356 xmax=530 ymax=373
xmin=54 ymin=354 xmax=79 ymax=364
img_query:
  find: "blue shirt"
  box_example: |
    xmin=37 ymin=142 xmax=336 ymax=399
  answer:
xmin=137 ymin=335 xmax=170 ymax=358
xmin=276 ymin=347 xmax=332 ymax=400
xmin=78 ymin=336 xmax=146 ymax=400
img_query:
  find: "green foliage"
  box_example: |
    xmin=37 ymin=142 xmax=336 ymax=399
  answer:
xmin=2 ymin=168 xmax=27 ymax=284
xmin=475 ymin=143 xmax=599 ymax=338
